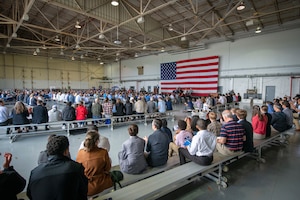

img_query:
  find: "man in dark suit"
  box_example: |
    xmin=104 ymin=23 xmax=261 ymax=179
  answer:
xmin=32 ymin=99 xmax=49 ymax=131
xmin=144 ymin=119 xmax=169 ymax=167
xmin=236 ymin=109 xmax=254 ymax=152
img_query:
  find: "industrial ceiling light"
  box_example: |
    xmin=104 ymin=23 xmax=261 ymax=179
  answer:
xmin=99 ymin=33 xmax=105 ymax=39
xmin=75 ymin=21 xmax=81 ymax=29
xmin=134 ymin=53 xmax=139 ymax=58
xmin=75 ymin=43 xmax=80 ymax=49
xmin=111 ymin=0 xmax=119 ymax=6
xmin=60 ymin=49 xmax=64 ymax=55
xmin=255 ymin=26 xmax=262 ymax=33
xmin=42 ymin=44 xmax=47 ymax=50
xmin=54 ymin=35 xmax=60 ymax=42
xmin=80 ymin=55 xmax=84 ymax=59
xmin=23 ymin=13 xmax=29 ymax=21
xmin=36 ymin=48 xmax=40 ymax=53
xmin=114 ymin=26 xmax=122 ymax=44
xmin=161 ymin=47 xmax=165 ymax=52
xmin=180 ymin=35 xmax=187 ymax=41
xmin=71 ymin=56 xmax=75 ymax=61
xmin=137 ymin=16 xmax=145 ymax=24
xmin=12 ymin=33 xmax=17 ymax=38
xmin=33 ymin=51 xmax=37 ymax=56
xmin=6 ymin=44 xmax=10 ymax=47
xmin=100 ymin=61 xmax=104 ymax=65
xmin=237 ymin=2 xmax=245 ymax=11
xmin=168 ymin=24 xmax=173 ymax=31
xmin=142 ymin=45 xmax=147 ymax=50
xmin=129 ymin=37 xmax=133 ymax=43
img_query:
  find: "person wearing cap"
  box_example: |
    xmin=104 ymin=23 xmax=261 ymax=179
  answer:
xmin=48 ymin=105 xmax=62 ymax=123
xmin=0 ymin=152 xmax=26 ymax=200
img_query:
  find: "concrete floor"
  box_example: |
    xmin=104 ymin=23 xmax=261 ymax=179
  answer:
xmin=1 ymin=102 xmax=300 ymax=200
xmin=158 ymin=131 xmax=300 ymax=200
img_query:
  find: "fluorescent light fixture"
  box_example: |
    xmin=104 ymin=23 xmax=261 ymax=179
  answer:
xmin=75 ymin=21 xmax=81 ymax=29
xmin=54 ymin=36 xmax=60 ymax=42
xmin=237 ymin=2 xmax=245 ymax=11
xmin=111 ymin=0 xmax=119 ymax=6
xmin=99 ymin=33 xmax=105 ymax=39
xmin=168 ymin=24 xmax=173 ymax=31
xmin=137 ymin=16 xmax=145 ymax=24
xmin=255 ymin=26 xmax=262 ymax=33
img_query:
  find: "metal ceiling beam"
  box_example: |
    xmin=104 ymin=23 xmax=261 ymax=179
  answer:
xmin=4 ymin=0 xmax=36 ymax=50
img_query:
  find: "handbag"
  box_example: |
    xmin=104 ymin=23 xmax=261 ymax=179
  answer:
xmin=110 ymin=170 xmax=124 ymax=190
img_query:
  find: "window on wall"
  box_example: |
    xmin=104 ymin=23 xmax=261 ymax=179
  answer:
xmin=137 ymin=66 xmax=144 ymax=75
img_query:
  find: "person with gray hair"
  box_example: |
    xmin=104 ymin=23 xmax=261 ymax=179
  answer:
xmin=270 ymin=103 xmax=288 ymax=132
xmin=216 ymin=110 xmax=246 ymax=156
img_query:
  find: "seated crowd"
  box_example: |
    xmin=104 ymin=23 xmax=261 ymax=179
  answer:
xmin=0 ymin=94 xmax=300 ymax=199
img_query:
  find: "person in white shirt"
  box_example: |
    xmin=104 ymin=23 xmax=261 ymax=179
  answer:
xmin=0 ymin=99 xmax=12 ymax=134
xmin=48 ymin=105 xmax=62 ymax=122
xmin=78 ymin=125 xmax=110 ymax=152
xmin=178 ymin=119 xmax=216 ymax=166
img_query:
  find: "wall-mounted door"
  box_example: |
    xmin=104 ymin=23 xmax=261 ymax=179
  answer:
xmin=265 ymin=86 xmax=275 ymax=102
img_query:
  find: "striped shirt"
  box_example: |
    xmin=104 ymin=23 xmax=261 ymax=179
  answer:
xmin=220 ymin=120 xmax=245 ymax=151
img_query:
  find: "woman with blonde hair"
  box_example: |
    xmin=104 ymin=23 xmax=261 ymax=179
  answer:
xmin=12 ymin=101 xmax=30 ymax=133
xmin=76 ymin=130 xmax=113 ymax=196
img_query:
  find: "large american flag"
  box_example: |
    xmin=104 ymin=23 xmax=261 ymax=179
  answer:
xmin=160 ymin=56 xmax=219 ymax=96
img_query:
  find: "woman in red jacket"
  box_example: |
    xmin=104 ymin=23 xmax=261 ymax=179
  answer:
xmin=252 ymin=105 xmax=268 ymax=139
xmin=76 ymin=101 xmax=88 ymax=127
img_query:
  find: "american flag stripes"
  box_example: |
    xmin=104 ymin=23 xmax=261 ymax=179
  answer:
xmin=160 ymin=56 xmax=219 ymax=96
